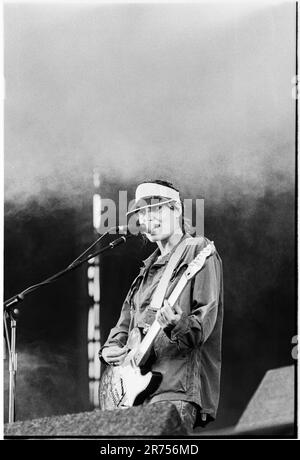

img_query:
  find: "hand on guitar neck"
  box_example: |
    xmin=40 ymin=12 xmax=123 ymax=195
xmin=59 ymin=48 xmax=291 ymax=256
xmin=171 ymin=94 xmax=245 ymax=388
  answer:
xmin=101 ymin=300 xmax=182 ymax=367
xmin=101 ymin=345 xmax=129 ymax=366
xmin=156 ymin=299 xmax=183 ymax=330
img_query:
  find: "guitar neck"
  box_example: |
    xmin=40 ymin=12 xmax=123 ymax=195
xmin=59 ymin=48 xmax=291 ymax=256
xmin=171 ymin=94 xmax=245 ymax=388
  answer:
xmin=134 ymin=275 xmax=188 ymax=367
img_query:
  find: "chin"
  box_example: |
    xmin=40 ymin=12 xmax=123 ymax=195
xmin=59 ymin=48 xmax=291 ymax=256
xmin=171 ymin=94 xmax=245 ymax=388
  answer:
xmin=146 ymin=232 xmax=171 ymax=243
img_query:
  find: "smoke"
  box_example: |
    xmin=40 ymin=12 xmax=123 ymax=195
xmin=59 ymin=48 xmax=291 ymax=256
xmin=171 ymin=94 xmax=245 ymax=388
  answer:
xmin=3 ymin=343 xmax=85 ymax=422
xmin=4 ymin=2 xmax=295 ymax=208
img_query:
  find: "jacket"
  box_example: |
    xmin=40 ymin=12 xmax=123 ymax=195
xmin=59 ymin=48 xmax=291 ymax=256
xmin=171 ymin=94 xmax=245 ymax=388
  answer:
xmin=99 ymin=234 xmax=223 ymax=426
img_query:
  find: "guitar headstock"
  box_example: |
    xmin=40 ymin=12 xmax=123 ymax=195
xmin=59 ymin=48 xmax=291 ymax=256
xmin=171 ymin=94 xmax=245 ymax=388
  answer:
xmin=185 ymin=242 xmax=216 ymax=280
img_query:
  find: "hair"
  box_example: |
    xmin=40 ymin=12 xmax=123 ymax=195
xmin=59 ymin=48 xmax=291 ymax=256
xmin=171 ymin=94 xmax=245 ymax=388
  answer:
xmin=137 ymin=179 xmax=192 ymax=235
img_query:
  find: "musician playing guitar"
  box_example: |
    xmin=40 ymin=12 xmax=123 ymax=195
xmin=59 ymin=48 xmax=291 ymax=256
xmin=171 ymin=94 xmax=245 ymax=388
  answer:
xmin=99 ymin=180 xmax=224 ymax=433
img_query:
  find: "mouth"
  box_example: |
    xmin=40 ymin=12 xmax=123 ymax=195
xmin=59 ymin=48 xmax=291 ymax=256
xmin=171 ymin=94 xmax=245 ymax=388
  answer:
xmin=147 ymin=223 xmax=161 ymax=233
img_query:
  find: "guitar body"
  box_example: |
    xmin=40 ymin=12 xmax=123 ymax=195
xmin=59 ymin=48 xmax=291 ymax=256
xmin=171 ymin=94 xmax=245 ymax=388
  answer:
xmin=99 ymin=327 xmax=162 ymax=410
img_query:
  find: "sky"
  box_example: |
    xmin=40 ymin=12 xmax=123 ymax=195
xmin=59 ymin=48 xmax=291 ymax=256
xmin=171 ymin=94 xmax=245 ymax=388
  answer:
xmin=4 ymin=1 xmax=295 ymax=208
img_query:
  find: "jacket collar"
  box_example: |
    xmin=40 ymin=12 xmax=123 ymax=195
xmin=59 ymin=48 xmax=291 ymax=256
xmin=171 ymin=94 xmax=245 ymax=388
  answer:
xmin=142 ymin=233 xmax=190 ymax=269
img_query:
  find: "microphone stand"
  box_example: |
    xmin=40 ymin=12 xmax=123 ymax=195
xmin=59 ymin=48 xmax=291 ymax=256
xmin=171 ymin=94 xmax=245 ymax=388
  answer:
xmin=3 ymin=232 xmax=133 ymax=424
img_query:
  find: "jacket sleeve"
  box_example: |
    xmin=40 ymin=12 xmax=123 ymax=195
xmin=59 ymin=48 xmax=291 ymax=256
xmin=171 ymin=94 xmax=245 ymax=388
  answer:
xmin=164 ymin=251 xmax=222 ymax=350
xmin=98 ymin=293 xmax=132 ymax=364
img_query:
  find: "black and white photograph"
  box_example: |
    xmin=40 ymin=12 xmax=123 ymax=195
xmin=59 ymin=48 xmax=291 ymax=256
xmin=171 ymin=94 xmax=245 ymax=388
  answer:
xmin=2 ymin=0 xmax=297 ymax=442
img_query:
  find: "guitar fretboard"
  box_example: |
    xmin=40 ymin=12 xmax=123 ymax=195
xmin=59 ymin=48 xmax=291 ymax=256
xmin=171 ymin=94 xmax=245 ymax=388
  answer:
xmin=134 ymin=275 xmax=189 ymax=366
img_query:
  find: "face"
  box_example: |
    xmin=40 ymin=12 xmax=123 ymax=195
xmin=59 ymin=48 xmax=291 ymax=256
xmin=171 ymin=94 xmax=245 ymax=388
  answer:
xmin=138 ymin=201 xmax=181 ymax=242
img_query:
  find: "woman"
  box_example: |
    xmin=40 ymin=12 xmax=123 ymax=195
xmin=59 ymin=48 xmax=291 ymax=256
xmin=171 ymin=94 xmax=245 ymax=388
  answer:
xmin=99 ymin=180 xmax=223 ymax=432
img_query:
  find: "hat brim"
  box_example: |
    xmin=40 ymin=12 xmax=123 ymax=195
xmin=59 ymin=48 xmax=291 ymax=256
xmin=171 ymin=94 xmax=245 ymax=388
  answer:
xmin=126 ymin=198 xmax=177 ymax=216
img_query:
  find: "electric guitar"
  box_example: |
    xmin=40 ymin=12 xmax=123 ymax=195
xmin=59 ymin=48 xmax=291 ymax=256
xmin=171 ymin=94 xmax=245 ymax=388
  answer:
xmin=98 ymin=242 xmax=215 ymax=410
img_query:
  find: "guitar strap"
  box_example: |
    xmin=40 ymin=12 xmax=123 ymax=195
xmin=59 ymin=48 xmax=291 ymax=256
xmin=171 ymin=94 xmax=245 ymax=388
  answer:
xmin=137 ymin=236 xmax=193 ymax=333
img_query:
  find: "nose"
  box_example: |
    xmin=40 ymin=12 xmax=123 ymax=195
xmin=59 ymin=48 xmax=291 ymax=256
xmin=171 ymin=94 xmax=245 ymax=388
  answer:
xmin=139 ymin=209 xmax=150 ymax=224
xmin=144 ymin=207 xmax=153 ymax=218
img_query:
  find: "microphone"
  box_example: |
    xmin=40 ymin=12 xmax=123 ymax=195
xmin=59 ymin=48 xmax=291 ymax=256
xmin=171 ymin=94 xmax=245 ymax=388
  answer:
xmin=115 ymin=223 xmax=147 ymax=235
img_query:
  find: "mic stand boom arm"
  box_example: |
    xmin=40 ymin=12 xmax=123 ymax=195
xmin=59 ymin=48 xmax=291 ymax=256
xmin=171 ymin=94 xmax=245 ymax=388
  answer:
xmin=3 ymin=233 xmax=132 ymax=424
xmin=4 ymin=234 xmax=131 ymax=311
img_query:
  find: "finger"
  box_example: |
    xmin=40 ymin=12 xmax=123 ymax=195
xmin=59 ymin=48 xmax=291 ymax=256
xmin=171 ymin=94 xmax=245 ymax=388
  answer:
xmin=173 ymin=304 xmax=183 ymax=315
xmin=106 ymin=351 xmax=126 ymax=360
xmin=164 ymin=305 xmax=182 ymax=320
xmin=106 ymin=348 xmax=127 ymax=358
xmin=108 ymin=356 xmax=121 ymax=364
xmin=161 ymin=307 xmax=177 ymax=322
xmin=162 ymin=300 xmax=173 ymax=313
xmin=160 ymin=307 xmax=173 ymax=321
xmin=109 ymin=353 xmax=128 ymax=365
xmin=163 ymin=299 xmax=171 ymax=308
xmin=163 ymin=301 xmax=179 ymax=317
xmin=158 ymin=312 xmax=174 ymax=328
xmin=156 ymin=312 xmax=168 ymax=327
